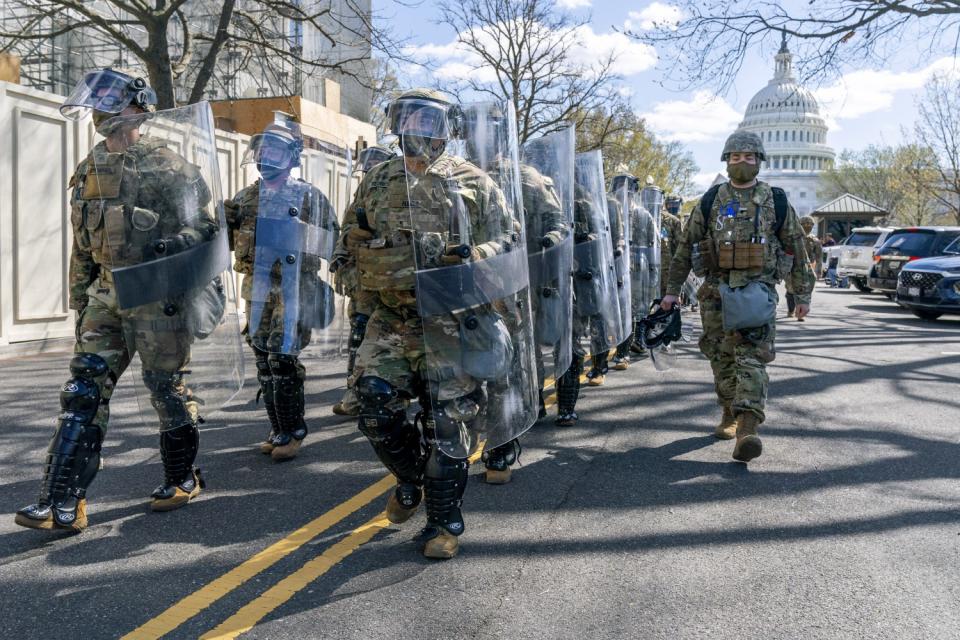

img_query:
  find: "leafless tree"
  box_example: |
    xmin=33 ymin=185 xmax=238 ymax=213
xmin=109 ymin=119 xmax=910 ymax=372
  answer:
xmin=629 ymin=1 xmax=960 ymax=93
xmin=0 ymin=0 xmax=409 ymax=109
xmin=914 ymin=72 xmax=960 ymax=225
xmin=436 ymin=0 xmax=621 ymax=144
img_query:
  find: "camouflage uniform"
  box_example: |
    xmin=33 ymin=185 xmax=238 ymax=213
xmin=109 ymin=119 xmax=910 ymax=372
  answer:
xmin=786 ymin=231 xmax=822 ymax=315
xmin=666 ymin=181 xmax=813 ymax=423
xmin=70 ymin=137 xmax=215 ymax=432
xmin=591 ymin=194 xmax=626 ymax=376
xmin=224 ymin=177 xmax=339 ymax=455
xmin=659 ymin=211 xmax=683 ymax=297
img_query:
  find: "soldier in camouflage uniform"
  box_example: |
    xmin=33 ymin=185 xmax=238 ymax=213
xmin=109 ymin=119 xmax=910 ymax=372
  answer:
xmin=660 ymin=196 xmax=684 ymax=297
xmin=662 ymin=130 xmax=813 ymax=462
xmin=459 ymin=105 xmax=567 ymax=484
xmin=224 ymin=120 xmax=339 ymax=461
xmin=586 ymin=192 xmax=626 ymax=384
xmin=331 ymin=146 xmax=394 ymax=417
xmin=16 ymin=69 xmax=217 ymax=532
xmin=786 ymin=216 xmax=822 ymax=321
xmin=341 ymin=89 xmax=516 ymax=559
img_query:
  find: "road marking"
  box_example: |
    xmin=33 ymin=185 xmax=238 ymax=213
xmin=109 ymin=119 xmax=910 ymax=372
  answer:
xmin=124 ymin=350 xmax=602 ymax=638
xmin=121 ymin=475 xmax=396 ymax=640
xmin=942 ymin=352 xmax=960 ymax=355
xmin=198 ymin=514 xmax=392 ymax=640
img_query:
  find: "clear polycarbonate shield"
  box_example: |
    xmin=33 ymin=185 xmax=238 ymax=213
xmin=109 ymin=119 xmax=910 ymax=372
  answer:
xmin=572 ymin=151 xmax=624 ymax=354
xmin=632 ymin=185 xmax=664 ymax=321
xmin=248 ymin=175 xmax=343 ymax=356
xmin=60 ymin=68 xmax=155 ymax=120
xmin=521 ymin=126 xmax=575 ymax=385
xmin=87 ymin=103 xmax=243 ymax=423
xmin=412 ymin=100 xmax=539 ymax=458
xmin=610 ymin=184 xmax=632 ymax=342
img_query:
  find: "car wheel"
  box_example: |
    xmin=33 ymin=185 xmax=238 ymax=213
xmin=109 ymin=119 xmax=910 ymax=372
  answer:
xmin=852 ymin=278 xmax=873 ymax=293
xmin=911 ymin=309 xmax=943 ymax=321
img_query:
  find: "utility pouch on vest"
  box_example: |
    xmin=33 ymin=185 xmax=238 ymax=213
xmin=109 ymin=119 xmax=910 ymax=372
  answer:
xmin=732 ymin=242 xmax=764 ymax=270
xmin=357 ymin=244 xmax=415 ymax=291
xmin=719 ymin=281 xmax=776 ymax=331
xmin=718 ymin=241 xmax=735 ymax=270
xmin=103 ymin=205 xmax=127 ymax=258
xmin=187 ymin=277 xmax=227 ymax=339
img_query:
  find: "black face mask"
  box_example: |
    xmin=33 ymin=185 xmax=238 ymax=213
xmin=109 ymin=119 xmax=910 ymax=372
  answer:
xmin=400 ymin=135 xmax=445 ymax=163
xmin=258 ymin=163 xmax=286 ymax=182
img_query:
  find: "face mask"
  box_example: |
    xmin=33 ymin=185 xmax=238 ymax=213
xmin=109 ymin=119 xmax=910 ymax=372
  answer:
xmin=258 ymin=163 xmax=287 ymax=182
xmin=666 ymin=204 xmax=680 ymax=214
xmin=727 ymin=161 xmax=760 ymax=184
xmin=401 ymin=135 xmax=444 ymax=163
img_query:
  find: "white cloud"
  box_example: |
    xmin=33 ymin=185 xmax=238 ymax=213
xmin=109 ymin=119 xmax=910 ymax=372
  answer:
xmin=815 ymin=56 xmax=960 ymax=128
xmin=404 ymin=22 xmax=657 ymax=83
xmin=641 ymin=90 xmax=743 ymax=143
xmin=624 ymin=2 xmax=682 ymax=31
xmin=557 ymin=0 xmax=591 ymax=7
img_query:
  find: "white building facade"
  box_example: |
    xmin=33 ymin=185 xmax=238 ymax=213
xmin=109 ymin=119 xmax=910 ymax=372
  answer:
xmin=737 ymin=38 xmax=836 ymax=216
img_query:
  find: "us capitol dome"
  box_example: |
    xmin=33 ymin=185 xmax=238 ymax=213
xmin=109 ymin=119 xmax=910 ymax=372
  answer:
xmin=737 ymin=35 xmax=836 ymax=215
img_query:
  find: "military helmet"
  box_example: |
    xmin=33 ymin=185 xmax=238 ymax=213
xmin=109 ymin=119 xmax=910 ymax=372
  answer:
xmin=639 ymin=304 xmax=683 ymax=349
xmin=243 ymin=119 xmax=304 ymax=169
xmin=610 ymin=173 xmax=639 ymax=193
xmin=721 ymin=129 xmax=766 ymax=162
xmin=60 ymin=67 xmax=157 ymax=120
xmin=385 ymin=88 xmax=460 ymax=140
xmin=356 ymin=145 xmax=395 ymax=173
xmin=799 ymin=215 xmax=815 ymax=230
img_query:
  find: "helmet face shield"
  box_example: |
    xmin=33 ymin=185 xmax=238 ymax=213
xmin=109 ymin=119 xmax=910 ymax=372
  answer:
xmin=357 ymin=146 xmax=394 ymax=173
xmin=60 ymin=69 xmax=154 ymax=120
xmin=242 ymin=129 xmax=302 ymax=171
xmin=388 ymin=98 xmax=451 ymax=139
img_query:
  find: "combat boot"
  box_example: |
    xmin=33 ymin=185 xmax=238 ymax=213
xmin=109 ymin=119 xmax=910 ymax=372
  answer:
xmin=482 ymin=439 xmax=520 ymax=485
xmin=732 ymin=412 xmax=763 ymax=462
xmin=422 ymin=528 xmax=459 ymax=559
xmin=714 ymin=405 xmax=737 ymax=440
xmin=151 ymin=423 xmax=203 ymax=511
xmin=254 ymin=351 xmax=280 ymax=455
xmin=611 ymin=355 xmax=629 ymax=371
xmin=385 ymin=482 xmax=423 ymax=524
xmin=586 ymin=368 xmax=605 ymax=386
xmin=332 ymin=401 xmax=359 ymax=416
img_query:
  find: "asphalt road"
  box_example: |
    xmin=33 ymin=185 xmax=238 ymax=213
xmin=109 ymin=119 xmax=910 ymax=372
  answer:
xmin=1 ymin=284 xmax=959 ymax=640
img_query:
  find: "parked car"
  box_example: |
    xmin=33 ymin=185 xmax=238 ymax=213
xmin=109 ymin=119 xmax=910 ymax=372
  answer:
xmin=837 ymin=226 xmax=895 ymax=292
xmin=896 ymin=237 xmax=960 ymax=320
xmin=868 ymin=226 xmax=960 ymax=298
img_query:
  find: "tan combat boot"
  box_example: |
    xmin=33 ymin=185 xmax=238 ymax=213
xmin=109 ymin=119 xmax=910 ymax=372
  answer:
xmin=259 ymin=434 xmax=276 ymax=455
xmin=423 ymin=529 xmax=460 ymax=559
xmin=385 ymin=484 xmax=422 ymax=524
xmin=271 ymin=438 xmax=302 ymax=461
xmin=15 ymin=499 xmax=88 ymax=532
xmin=151 ymin=470 xmax=203 ymax=512
xmin=732 ymin=413 xmax=763 ymax=462
xmin=714 ymin=405 xmax=737 ymax=440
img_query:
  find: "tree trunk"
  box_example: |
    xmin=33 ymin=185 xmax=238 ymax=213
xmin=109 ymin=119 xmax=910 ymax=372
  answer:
xmin=145 ymin=18 xmax=176 ymax=109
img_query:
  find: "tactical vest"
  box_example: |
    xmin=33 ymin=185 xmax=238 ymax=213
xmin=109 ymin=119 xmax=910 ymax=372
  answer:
xmin=356 ymin=155 xmax=473 ymax=294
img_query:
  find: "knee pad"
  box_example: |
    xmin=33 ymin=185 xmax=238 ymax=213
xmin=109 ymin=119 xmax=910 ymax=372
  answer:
xmin=356 ymin=376 xmax=405 ymax=440
xmin=142 ymin=370 xmax=191 ymax=431
xmin=268 ymin=354 xmax=305 ymax=435
xmin=61 ymin=353 xmax=109 ymax=425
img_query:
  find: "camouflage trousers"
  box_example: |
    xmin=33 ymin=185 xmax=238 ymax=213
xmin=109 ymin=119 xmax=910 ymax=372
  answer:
xmin=243 ymin=299 xmax=308 ymax=380
xmin=76 ymin=275 xmax=197 ymax=434
xmin=697 ymin=279 xmax=777 ymax=422
xmin=351 ymin=303 xmax=478 ymax=413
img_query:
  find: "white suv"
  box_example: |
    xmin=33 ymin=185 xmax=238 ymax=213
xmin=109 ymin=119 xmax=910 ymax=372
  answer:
xmin=837 ymin=227 xmax=895 ymax=292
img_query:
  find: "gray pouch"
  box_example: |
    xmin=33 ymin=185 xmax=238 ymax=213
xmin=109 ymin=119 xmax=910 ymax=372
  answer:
xmin=460 ymin=311 xmax=514 ymax=381
xmin=719 ymin=281 xmax=776 ymax=331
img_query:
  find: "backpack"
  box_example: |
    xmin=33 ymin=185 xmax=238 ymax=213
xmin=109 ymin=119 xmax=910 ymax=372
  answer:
xmin=699 ymin=184 xmax=789 ymax=236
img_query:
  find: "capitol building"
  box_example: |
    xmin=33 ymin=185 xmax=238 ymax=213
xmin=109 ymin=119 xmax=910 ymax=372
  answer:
xmin=737 ymin=37 xmax=836 ymax=216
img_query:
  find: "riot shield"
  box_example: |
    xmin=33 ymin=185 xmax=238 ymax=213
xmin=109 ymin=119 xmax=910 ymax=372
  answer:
xmin=572 ymin=151 xmax=624 ymax=353
xmin=409 ymin=99 xmax=540 ymax=458
xmin=610 ymin=185 xmax=632 ymax=342
xmin=248 ymin=175 xmax=343 ymax=357
xmin=632 ymin=185 xmax=663 ymax=320
xmin=521 ymin=126 xmax=575 ymax=387
xmin=87 ymin=103 xmax=243 ymax=423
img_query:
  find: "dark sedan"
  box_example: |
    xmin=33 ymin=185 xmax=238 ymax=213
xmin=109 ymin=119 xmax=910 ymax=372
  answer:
xmin=896 ymin=239 xmax=960 ymax=320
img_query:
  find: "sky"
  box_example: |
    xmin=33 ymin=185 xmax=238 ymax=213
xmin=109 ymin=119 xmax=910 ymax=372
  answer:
xmin=372 ymin=0 xmax=960 ymax=192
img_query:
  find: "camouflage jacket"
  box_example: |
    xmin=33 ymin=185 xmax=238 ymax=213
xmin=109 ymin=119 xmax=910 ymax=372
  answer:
xmin=666 ymin=180 xmax=814 ymax=305
xmin=514 ymin=161 xmax=566 ymax=252
xmin=68 ymin=136 xmax=214 ymax=311
xmin=660 ymin=211 xmax=683 ymax=271
xmin=606 ymin=195 xmax=626 ymax=255
xmin=804 ymin=234 xmax=823 ymax=273
xmin=340 ymin=153 xmax=513 ymax=311
xmin=224 ymin=177 xmax=339 ymax=302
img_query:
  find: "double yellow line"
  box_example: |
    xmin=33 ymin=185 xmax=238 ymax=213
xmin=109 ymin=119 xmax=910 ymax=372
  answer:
xmin=124 ymin=356 xmax=606 ymax=639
